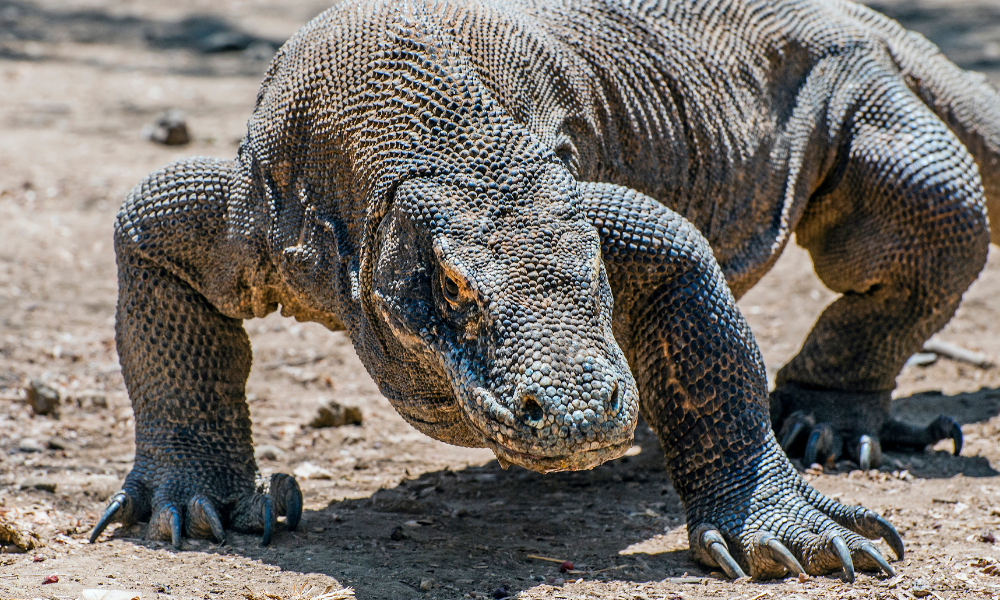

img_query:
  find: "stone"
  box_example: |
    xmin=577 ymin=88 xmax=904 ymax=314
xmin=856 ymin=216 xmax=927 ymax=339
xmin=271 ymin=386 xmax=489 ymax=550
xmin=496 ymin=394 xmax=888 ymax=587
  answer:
xmin=143 ymin=109 xmax=190 ymax=146
xmin=18 ymin=438 xmax=43 ymax=453
xmin=25 ymin=379 xmax=59 ymax=416
xmin=309 ymin=400 xmax=362 ymax=428
xmin=20 ymin=478 xmax=57 ymax=493
xmin=254 ymin=444 xmax=286 ymax=461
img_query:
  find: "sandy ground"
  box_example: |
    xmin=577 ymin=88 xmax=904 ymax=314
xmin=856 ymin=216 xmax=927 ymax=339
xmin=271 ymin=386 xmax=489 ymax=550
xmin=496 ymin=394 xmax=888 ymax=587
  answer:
xmin=1 ymin=0 xmax=1000 ymax=598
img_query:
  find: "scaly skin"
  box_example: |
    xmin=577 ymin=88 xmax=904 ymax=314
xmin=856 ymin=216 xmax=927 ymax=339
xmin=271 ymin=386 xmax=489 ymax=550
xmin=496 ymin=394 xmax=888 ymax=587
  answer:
xmin=91 ymin=0 xmax=999 ymax=581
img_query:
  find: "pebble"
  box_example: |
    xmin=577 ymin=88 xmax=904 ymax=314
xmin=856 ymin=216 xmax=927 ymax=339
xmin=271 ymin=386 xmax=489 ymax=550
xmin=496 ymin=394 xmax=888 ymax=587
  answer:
xmin=309 ymin=400 xmax=363 ymax=428
xmin=18 ymin=438 xmax=43 ymax=453
xmin=142 ymin=109 xmax=190 ymax=145
xmin=911 ymin=579 xmax=931 ymax=597
xmin=25 ymin=379 xmax=59 ymax=416
xmin=20 ymin=478 xmax=57 ymax=493
xmin=559 ymin=560 xmax=573 ymax=572
xmin=254 ymin=444 xmax=286 ymax=461
xmin=492 ymin=585 xmax=510 ymax=599
xmin=74 ymin=391 xmax=108 ymax=411
xmin=47 ymin=437 xmax=70 ymax=450
xmin=419 ymin=578 xmax=434 ymax=591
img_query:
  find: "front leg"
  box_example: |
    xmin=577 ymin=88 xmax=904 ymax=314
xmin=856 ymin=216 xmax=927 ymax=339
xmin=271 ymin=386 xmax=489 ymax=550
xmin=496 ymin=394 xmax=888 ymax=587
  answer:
xmin=90 ymin=158 xmax=302 ymax=547
xmin=579 ymin=182 xmax=900 ymax=580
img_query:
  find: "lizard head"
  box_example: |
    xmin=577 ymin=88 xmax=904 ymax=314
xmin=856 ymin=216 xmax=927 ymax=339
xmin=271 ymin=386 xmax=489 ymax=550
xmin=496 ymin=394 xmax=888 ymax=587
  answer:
xmin=370 ymin=163 xmax=639 ymax=473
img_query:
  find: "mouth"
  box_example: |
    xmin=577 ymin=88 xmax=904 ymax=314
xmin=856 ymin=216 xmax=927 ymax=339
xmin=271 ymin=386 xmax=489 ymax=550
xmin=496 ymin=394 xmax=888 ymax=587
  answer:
xmin=477 ymin=432 xmax=633 ymax=473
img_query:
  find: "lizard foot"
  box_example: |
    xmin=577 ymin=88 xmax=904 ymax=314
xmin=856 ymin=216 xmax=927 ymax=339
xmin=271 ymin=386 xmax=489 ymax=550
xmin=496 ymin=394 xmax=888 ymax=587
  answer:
xmin=686 ymin=437 xmax=902 ymax=580
xmin=89 ymin=472 xmax=302 ymax=547
xmin=772 ymin=384 xmax=962 ymax=470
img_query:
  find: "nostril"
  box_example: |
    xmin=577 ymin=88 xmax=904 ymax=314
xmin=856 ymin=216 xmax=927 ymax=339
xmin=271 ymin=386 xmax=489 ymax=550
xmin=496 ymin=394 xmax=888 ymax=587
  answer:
xmin=608 ymin=382 xmax=621 ymax=413
xmin=522 ymin=394 xmax=544 ymax=422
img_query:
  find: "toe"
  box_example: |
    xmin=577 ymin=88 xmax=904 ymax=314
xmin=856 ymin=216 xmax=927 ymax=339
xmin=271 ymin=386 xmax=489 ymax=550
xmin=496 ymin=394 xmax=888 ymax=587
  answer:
xmin=149 ymin=503 xmax=184 ymax=548
xmin=186 ymin=495 xmax=226 ymax=543
xmin=690 ymin=525 xmax=746 ymax=579
xmin=90 ymin=491 xmax=132 ymax=543
xmin=803 ymin=423 xmax=842 ymax=468
xmin=928 ymin=415 xmax=963 ymax=456
xmin=829 ymin=534 xmax=855 ymax=582
xmin=845 ymin=434 xmax=882 ymax=471
xmin=778 ymin=411 xmax=814 ymax=455
xmin=746 ymin=533 xmax=804 ymax=580
xmin=229 ymin=492 xmax=278 ymax=546
xmin=269 ymin=473 xmax=303 ymax=531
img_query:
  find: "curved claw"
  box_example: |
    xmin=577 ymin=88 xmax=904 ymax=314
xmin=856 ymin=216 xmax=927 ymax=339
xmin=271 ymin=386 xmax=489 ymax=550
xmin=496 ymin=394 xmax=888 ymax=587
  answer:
xmin=803 ymin=429 xmax=821 ymax=466
xmin=943 ymin=416 xmax=963 ymax=456
xmin=858 ymin=435 xmax=872 ymax=472
xmin=89 ymin=493 xmax=126 ymax=543
xmin=169 ymin=506 xmax=182 ymax=549
xmin=762 ymin=534 xmax=804 ymax=576
xmin=830 ymin=535 xmax=854 ymax=583
xmin=284 ymin=491 xmax=302 ymax=532
xmin=271 ymin=473 xmax=302 ymax=531
xmin=780 ymin=421 xmax=807 ymax=452
xmin=261 ymin=496 xmax=274 ymax=547
xmin=860 ymin=543 xmax=894 ymax=577
xmin=872 ymin=513 xmax=905 ymax=560
xmin=190 ymin=495 xmax=226 ymax=544
xmin=702 ymin=530 xmax=746 ymax=579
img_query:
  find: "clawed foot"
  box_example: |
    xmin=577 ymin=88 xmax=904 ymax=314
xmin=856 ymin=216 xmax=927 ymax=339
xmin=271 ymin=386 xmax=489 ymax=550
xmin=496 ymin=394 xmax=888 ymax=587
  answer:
xmin=772 ymin=384 xmax=962 ymax=470
xmin=686 ymin=436 xmax=902 ymax=581
xmin=89 ymin=473 xmax=302 ymax=547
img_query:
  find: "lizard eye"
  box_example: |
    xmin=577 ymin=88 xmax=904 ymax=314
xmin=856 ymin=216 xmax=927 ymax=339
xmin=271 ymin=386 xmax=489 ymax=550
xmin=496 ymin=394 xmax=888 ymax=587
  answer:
xmin=443 ymin=275 xmax=461 ymax=303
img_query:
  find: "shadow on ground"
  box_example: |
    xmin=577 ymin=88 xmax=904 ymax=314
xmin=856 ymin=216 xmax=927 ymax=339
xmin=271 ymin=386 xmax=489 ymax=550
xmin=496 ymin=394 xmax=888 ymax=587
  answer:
xmin=110 ymin=405 xmax=1000 ymax=599
xmin=880 ymin=386 xmax=1000 ymax=478
xmin=114 ymin=426 xmax=714 ymax=600
xmin=0 ymin=0 xmax=286 ymax=74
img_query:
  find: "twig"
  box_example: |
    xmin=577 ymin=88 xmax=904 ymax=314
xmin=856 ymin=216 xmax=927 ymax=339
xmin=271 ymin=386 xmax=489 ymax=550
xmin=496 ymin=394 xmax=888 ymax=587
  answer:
xmin=923 ymin=339 xmax=993 ymax=368
xmin=526 ymin=554 xmax=568 ymax=563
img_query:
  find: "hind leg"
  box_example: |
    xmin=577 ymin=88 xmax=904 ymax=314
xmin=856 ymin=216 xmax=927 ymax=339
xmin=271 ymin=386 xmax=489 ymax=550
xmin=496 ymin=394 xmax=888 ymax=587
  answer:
xmin=772 ymin=80 xmax=989 ymax=470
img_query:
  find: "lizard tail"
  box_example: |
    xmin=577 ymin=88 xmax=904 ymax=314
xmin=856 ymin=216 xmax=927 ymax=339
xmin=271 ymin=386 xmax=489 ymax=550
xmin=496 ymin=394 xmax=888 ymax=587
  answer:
xmin=840 ymin=1 xmax=1000 ymax=245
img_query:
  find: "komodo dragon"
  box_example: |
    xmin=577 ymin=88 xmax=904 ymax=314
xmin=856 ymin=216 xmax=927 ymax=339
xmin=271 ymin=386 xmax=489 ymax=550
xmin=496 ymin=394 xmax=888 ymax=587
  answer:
xmin=89 ymin=0 xmax=1000 ymax=581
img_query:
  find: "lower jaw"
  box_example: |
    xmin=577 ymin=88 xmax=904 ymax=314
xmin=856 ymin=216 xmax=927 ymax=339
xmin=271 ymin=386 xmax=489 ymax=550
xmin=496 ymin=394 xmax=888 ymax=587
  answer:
xmin=480 ymin=436 xmax=634 ymax=473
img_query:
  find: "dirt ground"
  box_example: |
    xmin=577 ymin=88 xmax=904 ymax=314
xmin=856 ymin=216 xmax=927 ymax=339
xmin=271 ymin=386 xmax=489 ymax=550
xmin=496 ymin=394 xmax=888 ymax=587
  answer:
xmin=2 ymin=0 xmax=1000 ymax=598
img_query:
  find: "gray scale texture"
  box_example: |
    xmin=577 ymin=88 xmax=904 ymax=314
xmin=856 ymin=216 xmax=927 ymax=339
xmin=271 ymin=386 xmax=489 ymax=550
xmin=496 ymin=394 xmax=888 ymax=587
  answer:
xmin=94 ymin=0 xmax=999 ymax=580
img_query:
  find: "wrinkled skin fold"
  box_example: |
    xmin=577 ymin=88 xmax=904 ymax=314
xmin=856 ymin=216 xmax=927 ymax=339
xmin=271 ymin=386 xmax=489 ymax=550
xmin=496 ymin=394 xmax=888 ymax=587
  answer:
xmin=91 ymin=0 xmax=1000 ymax=581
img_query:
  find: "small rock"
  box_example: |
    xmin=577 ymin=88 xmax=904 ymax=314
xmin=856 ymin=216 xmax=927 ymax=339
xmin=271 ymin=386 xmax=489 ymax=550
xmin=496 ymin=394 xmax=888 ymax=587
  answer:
xmin=911 ymin=579 xmax=930 ymax=597
xmin=559 ymin=560 xmax=573 ymax=572
xmin=419 ymin=578 xmax=434 ymax=591
xmin=42 ymin=574 xmax=59 ymax=584
xmin=25 ymin=379 xmax=60 ymax=416
xmin=142 ymin=109 xmax=190 ymax=146
xmin=20 ymin=478 xmax=57 ymax=493
xmin=292 ymin=461 xmax=332 ymax=480
xmin=74 ymin=391 xmax=108 ymax=411
xmin=254 ymin=444 xmax=286 ymax=461
xmin=81 ymin=591 xmax=143 ymax=600
xmin=553 ymin=578 xmax=565 ymax=586
xmin=153 ymin=583 xmax=170 ymax=594
xmin=0 ymin=514 xmax=38 ymax=552
xmin=797 ymin=572 xmax=809 ymax=583
xmin=46 ymin=437 xmax=70 ymax=450
xmin=389 ymin=526 xmax=406 ymax=541
xmin=18 ymin=438 xmax=43 ymax=453
xmin=32 ymin=554 xmax=45 ymax=562
xmin=981 ymin=530 xmax=996 ymax=544
xmin=310 ymin=400 xmax=363 ymax=428
xmin=492 ymin=585 xmax=510 ymax=599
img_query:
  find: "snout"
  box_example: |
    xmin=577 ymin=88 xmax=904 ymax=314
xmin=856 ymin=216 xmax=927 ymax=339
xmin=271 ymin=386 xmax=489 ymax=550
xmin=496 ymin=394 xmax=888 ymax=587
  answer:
xmin=464 ymin=355 xmax=640 ymax=473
